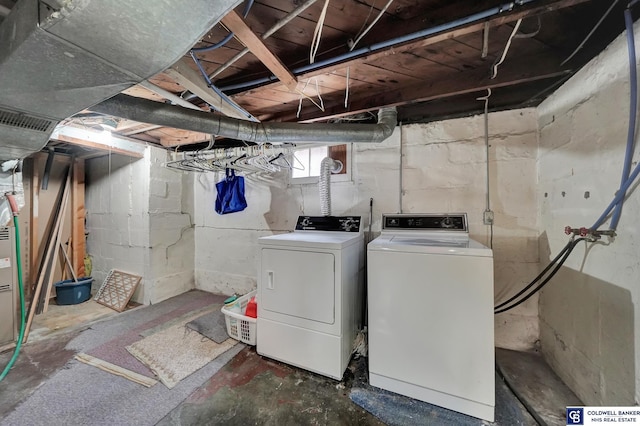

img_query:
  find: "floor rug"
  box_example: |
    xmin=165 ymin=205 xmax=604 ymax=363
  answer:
xmin=185 ymin=306 xmax=229 ymax=343
xmin=86 ymin=293 xmax=225 ymax=378
xmin=126 ymin=314 xmax=238 ymax=389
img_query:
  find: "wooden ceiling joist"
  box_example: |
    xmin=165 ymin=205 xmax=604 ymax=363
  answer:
xmin=286 ymin=53 xmax=572 ymax=122
xmin=165 ymin=58 xmax=253 ymax=120
xmin=50 ymin=126 xmax=147 ymax=158
xmin=221 ymin=10 xmax=298 ymax=91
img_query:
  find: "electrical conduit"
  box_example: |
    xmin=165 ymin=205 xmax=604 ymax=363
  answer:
xmin=0 ymin=194 xmax=26 ymax=382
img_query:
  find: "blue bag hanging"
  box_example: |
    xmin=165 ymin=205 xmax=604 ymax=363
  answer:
xmin=215 ymin=168 xmax=248 ymax=214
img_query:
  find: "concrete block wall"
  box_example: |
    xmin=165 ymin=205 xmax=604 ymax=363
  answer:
xmin=86 ymin=150 xmax=151 ymax=303
xmin=537 ymin=22 xmax=640 ymax=405
xmin=147 ymin=148 xmax=195 ymax=303
xmin=193 ymin=115 xmax=540 ymax=350
xmin=402 ymin=113 xmax=540 ymax=351
xmin=193 ymin=130 xmax=402 ymax=296
xmin=86 ymin=146 xmax=194 ymax=305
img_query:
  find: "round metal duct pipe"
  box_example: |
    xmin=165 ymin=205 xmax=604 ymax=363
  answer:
xmin=91 ymin=94 xmax=397 ymax=145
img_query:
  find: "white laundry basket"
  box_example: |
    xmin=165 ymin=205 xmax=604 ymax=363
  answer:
xmin=221 ymin=290 xmax=257 ymax=345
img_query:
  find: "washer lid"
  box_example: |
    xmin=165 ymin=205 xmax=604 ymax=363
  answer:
xmin=368 ymin=234 xmax=492 ymax=257
xmin=259 ymin=231 xmax=364 ymax=250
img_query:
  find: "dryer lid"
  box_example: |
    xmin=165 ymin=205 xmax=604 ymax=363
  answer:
xmin=259 ymin=230 xmax=363 ymax=250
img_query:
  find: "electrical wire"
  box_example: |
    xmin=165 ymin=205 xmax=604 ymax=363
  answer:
xmin=189 ymin=51 xmax=258 ymax=121
xmin=191 ymin=0 xmax=254 ymax=53
xmin=513 ymin=16 xmax=541 ymax=39
xmin=477 ymin=89 xmax=493 ymax=248
xmin=491 ymin=19 xmax=522 ymax=79
xmin=494 ymin=238 xmax=585 ymax=314
xmin=349 ymin=0 xmax=394 ymax=51
xmin=561 ymin=0 xmax=621 ymax=66
xmin=310 ymin=0 xmax=331 ymax=64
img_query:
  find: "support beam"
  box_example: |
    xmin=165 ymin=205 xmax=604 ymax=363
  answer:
xmin=165 ymin=58 xmax=253 ymax=120
xmin=50 ymin=126 xmax=146 ymax=158
xmin=220 ymin=10 xmax=298 ymax=91
xmin=122 ymin=124 xmax=163 ymax=136
xmin=71 ymin=159 xmax=85 ymax=278
xmin=138 ymin=80 xmax=203 ymax=111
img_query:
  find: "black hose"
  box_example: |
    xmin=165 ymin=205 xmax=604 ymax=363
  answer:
xmin=495 ymin=238 xmax=585 ymax=314
xmin=190 ymin=0 xmax=254 ymax=53
xmin=494 ymin=238 xmax=575 ymax=311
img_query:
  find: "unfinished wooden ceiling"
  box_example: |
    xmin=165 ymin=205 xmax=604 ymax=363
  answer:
xmin=2 ymin=0 xmax=632 ymax=148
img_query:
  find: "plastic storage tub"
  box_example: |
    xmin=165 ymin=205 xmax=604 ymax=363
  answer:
xmin=221 ymin=290 xmax=257 ymax=345
xmin=55 ymin=277 xmax=93 ymax=305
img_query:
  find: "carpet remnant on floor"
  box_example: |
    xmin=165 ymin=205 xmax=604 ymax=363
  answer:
xmin=85 ymin=294 xmax=224 ymax=379
xmin=140 ymin=306 xmax=216 ymax=338
xmin=126 ymin=313 xmax=237 ymax=389
xmin=185 ymin=307 xmax=229 ymax=343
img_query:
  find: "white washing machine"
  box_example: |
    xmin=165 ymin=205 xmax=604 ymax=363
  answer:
xmin=367 ymin=213 xmax=495 ymax=421
xmin=257 ymin=215 xmax=364 ymax=380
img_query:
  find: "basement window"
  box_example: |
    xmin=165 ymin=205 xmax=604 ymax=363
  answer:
xmin=291 ymin=144 xmax=350 ymax=184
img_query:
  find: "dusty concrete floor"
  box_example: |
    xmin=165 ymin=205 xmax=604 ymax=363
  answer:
xmin=159 ymin=348 xmax=383 ymax=426
xmin=0 ymin=331 xmax=78 ymax=416
xmin=0 ymin=294 xmax=578 ymax=426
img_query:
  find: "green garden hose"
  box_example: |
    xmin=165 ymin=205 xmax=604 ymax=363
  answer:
xmin=0 ymin=198 xmax=26 ymax=382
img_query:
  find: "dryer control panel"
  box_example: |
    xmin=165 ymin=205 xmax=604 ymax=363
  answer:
xmin=295 ymin=216 xmax=362 ymax=232
xmin=382 ymin=214 xmax=468 ymax=232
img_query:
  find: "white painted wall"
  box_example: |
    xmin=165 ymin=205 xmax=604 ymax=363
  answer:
xmin=537 ymin=23 xmax=640 ymax=405
xmin=193 ymin=112 xmax=540 ymax=350
xmin=86 ymin=150 xmax=151 ymax=303
xmin=86 ymin=146 xmax=194 ymax=305
xmin=146 ymin=148 xmax=195 ymax=303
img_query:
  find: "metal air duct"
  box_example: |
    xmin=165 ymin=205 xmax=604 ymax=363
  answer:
xmin=0 ymin=0 xmax=241 ymax=161
xmin=91 ymin=94 xmax=398 ymax=144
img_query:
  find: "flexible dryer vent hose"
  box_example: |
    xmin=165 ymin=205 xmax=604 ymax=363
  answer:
xmin=319 ymin=157 xmax=342 ymax=216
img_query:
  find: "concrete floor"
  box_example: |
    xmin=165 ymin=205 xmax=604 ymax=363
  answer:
xmin=0 ymin=291 xmax=578 ymax=425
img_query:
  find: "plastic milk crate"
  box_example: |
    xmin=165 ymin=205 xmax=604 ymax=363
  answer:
xmin=221 ymin=290 xmax=257 ymax=345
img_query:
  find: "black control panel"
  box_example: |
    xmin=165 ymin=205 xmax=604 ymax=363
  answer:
xmin=295 ymin=216 xmax=362 ymax=232
xmin=382 ymin=214 xmax=468 ymax=232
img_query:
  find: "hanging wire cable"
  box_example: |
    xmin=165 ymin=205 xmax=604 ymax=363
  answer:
xmin=349 ymin=0 xmax=394 ymax=51
xmin=310 ymin=0 xmax=331 ymax=64
xmin=491 ymin=19 xmax=522 ymax=79
xmin=561 ymin=0 xmax=621 ymax=66
xmin=513 ymin=15 xmax=541 ymax=39
xmin=344 ymin=66 xmax=350 ymax=108
xmin=191 ymin=0 xmax=254 ymax=53
xmin=495 ymin=238 xmax=585 ymax=314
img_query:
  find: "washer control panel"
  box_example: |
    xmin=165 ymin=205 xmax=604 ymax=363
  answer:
xmin=382 ymin=214 xmax=468 ymax=232
xmin=295 ymin=216 xmax=362 ymax=232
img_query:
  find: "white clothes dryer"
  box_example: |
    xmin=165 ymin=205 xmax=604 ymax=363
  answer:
xmin=367 ymin=213 xmax=495 ymax=421
xmin=257 ymin=215 xmax=364 ymax=380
